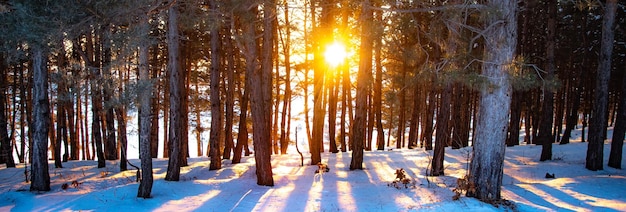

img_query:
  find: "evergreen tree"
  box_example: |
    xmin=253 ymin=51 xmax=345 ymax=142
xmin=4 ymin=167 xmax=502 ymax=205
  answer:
xmin=467 ymin=0 xmax=517 ymax=201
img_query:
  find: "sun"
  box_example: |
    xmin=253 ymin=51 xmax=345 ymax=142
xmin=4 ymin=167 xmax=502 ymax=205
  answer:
xmin=324 ymin=42 xmax=347 ymax=67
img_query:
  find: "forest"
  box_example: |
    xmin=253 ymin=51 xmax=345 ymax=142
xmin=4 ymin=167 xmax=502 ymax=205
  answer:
xmin=0 ymin=0 xmax=625 ymax=207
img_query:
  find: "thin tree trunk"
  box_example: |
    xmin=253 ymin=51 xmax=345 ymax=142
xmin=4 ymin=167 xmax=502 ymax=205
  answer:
xmin=432 ymin=85 xmax=451 ymax=176
xmin=180 ymin=41 xmax=190 ymax=167
xmin=232 ymin=76 xmax=250 ymax=164
xmin=223 ymin=25 xmax=236 ymax=159
xmin=396 ymin=68 xmax=407 ymax=149
xmin=374 ymin=9 xmax=385 ymax=150
xmin=102 ymin=34 xmax=117 ymax=161
xmin=408 ymin=84 xmax=421 ymax=149
xmin=89 ymin=31 xmax=106 ymax=168
xmin=117 ymin=66 xmax=128 ymax=171
xmin=163 ymin=66 xmax=170 ymax=158
xmin=0 ymin=53 xmax=15 ymax=168
xmin=366 ymin=92 xmax=374 ymax=151
xmin=54 ymin=93 xmax=65 ymax=168
xmin=19 ymin=62 xmax=28 ymax=163
xmin=279 ymin=1 xmax=292 ymax=155
xmin=422 ymin=90 xmax=435 ymax=150
xmin=328 ymin=70 xmax=339 ymax=153
xmin=137 ymin=30 xmax=153 ymax=198
xmin=209 ymin=2 xmax=222 ymax=170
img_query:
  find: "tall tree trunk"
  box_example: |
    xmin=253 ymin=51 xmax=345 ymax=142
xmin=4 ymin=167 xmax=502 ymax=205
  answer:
xmin=311 ymin=0 xmax=332 ymax=164
xmin=30 ymin=48 xmax=51 ymax=191
xmin=608 ymin=62 xmax=626 ymax=169
xmin=89 ymin=32 xmax=106 ymax=168
xmin=102 ymin=34 xmax=117 ymax=161
xmin=249 ymin=0 xmax=275 ymax=186
xmin=116 ymin=85 xmax=128 ymax=172
xmin=303 ymin=3 xmax=313 ymax=147
xmin=162 ymin=64 xmax=170 ymax=158
xmin=232 ymin=75 xmax=250 ymax=164
xmin=350 ymin=0 xmax=373 ymax=170
xmin=194 ymin=83 xmax=203 ymax=157
xmin=0 ymin=53 xmax=15 ymax=168
xmin=374 ymin=9 xmax=385 ymax=150
xmin=539 ymin=0 xmax=556 ymax=161
xmin=150 ymin=42 xmax=160 ymax=158
xmin=82 ymin=74 xmax=91 ymax=160
xmin=396 ymin=68 xmax=407 ymax=149
xmin=408 ymin=84 xmax=421 ymax=149
xmin=137 ymin=30 xmax=153 ymax=198
xmin=508 ymin=90 xmax=522 ymax=146
xmin=467 ymin=0 xmax=516 ymax=201
xmin=209 ymin=2 xmax=222 ymax=170
xmin=223 ymin=26 xmax=236 ymax=159
xmin=165 ymin=1 xmax=183 ymax=181
xmin=180 ymin=41 xmax=190 ymax=167
xmin=54 ymin=93 xmax=65 ymax=168
xmin=279 ymin=0 xmax=292 ymax=155
xmin=432 ymin=85 xmax=451 ymax=176
xmin=19 ymin=62 xmax=28 ymax=163
xmin=233 ymin=3 xmax=258 ymax=164
xmin=586 ymin=0 xmax=617 ymax=171
xmin=422 ymin=90 xmax=435 ymax=150
xmin=452 ymin=85 xmax=470 ymax=148
xmin=328 ymin=70 xmax=339 ymax=153
xmin=67 ymin=79 xmax=78 ymax=161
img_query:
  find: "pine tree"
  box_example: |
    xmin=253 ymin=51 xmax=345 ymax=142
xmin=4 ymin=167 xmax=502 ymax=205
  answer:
xmin=467 ymin=0 xmax=517 ymax=201
xmin=586 ymin=0 xmax=618 ymax=171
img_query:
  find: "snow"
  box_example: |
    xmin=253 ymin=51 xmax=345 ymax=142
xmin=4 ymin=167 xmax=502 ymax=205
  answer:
xmin=1 ymin=137 xmax=625 ymax=211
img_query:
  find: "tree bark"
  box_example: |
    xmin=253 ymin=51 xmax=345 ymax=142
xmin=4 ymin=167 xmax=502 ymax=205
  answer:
xmin=586 ymin=0 xmax=617 ymax=171
xmin=328 ymin=70 xmax=339 ymax=153
xmin=150 ymin=41 xmax=160 ymax=158
xmin=209 ymin=1 xmax=222 ymax=170
xmin=538 ymin=0 xmax=557 ymax=161
xmin=232 ymin=76 xmax=250 ymax=164
xmin=102 ymin=34 xmax=118 ymax=161
xmin=137 ymin=31 xmax=153 ymax=198
xmin=30 ymin=48 xmax=51 ymax=191
xmin=507 ymin=91 xmax=522 ymax=146
xmin=116 ymin=96 xmax=128 ymax=171
xmin=608 ymin=62 xmax=626 ymax=169
xmin=233 ymin=3 xmax=258 ymax=164
xmin=373 ymin=9 xmax=385 ymax=150
xmin=0 ymin=53 xmax=15 ymax=168
xmin=249 ymin=0 xmax=275 ymax=186
xmin=432 ymin=85 xmax=451 ymax=176
xmin=165 ymin=1 xmax=183 ymax=181
xmin=467 ymin=0 xmax=516 ymax=201
xmin=279 ymin=0 xmax=292 ymax=155
xmin=223 ymin=24 xmax=236 ymax=159
xmin=422 ymin=90 xmax=435 ymax=150
xmin=350 ymin=0 xmax=373 ymax=170
xmin=89 ymin=31 xmax=106 ymax=168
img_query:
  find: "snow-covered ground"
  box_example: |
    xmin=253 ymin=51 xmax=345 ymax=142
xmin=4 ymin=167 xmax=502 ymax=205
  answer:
xmin=1 ymin=138 xmax=625 ymax=211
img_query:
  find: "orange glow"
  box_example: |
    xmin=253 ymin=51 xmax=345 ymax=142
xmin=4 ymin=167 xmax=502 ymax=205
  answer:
xmin=324 ymin=41 xmax=347 ymax=67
